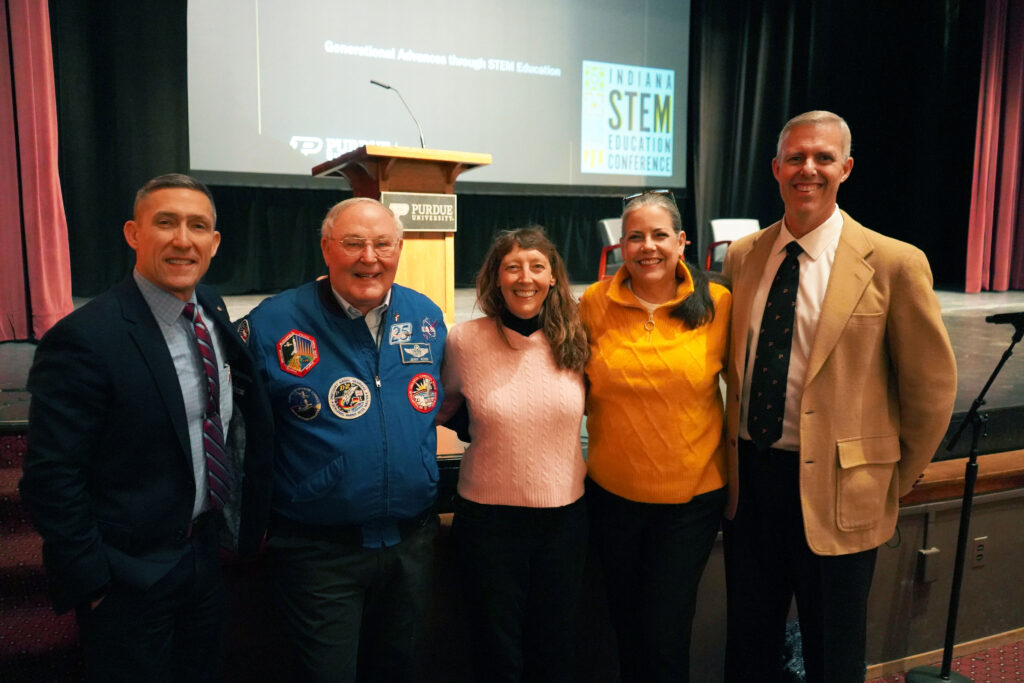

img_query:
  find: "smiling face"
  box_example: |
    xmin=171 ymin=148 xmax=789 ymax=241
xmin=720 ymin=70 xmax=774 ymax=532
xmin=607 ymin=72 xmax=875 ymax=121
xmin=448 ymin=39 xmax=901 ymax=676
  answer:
xmin=123 ymin=188 xmax=220 ymax=301
xmin=320 ymin=201 xmax=403 ymax=315
xmin=620 ymin=204 xmax=685 ymax=304
xmin=498 ymin=245 xmax=555 ymax=319
xmin=772 ymin=122 xmax=854 ymax=236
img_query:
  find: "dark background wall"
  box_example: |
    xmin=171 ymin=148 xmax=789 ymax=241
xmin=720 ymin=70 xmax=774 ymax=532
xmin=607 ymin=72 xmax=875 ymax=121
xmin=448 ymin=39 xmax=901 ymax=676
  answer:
xmin=50 ymin=0 xmax=983 ymax=295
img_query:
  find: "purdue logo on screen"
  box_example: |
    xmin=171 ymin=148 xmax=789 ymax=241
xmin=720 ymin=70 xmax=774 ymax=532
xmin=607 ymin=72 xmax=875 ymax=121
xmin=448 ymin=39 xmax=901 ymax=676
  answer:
xmin=580 ymin=60 xmax=674 ymax=177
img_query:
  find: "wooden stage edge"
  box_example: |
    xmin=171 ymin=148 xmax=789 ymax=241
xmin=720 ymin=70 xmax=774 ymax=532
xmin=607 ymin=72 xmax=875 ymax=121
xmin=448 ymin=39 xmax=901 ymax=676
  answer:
xmin=901 ymin=449 xmax=1024 ymax=505
xmin=866 ymin=626 xmax=1024 ymax=678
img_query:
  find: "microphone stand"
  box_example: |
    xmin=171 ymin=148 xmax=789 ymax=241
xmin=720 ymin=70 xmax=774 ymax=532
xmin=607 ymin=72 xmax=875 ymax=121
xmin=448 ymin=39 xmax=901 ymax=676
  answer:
xmin=906 ymin=318 xmax=1024 ymax=682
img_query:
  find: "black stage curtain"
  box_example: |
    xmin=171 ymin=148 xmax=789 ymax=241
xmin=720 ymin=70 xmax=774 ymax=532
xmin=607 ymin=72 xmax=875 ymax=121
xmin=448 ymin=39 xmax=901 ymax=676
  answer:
xmin=52 ymin=0 xmax=983 ymax=296
xmin=452 ymin=193 xmax=623 ymax=286
xmin=200 ymin=186 xmax=622 ymax=293
xmin=689 ymin=0 xmax=984 ymax=288
xmin=50 ymin=0 xmax=190 ymax=296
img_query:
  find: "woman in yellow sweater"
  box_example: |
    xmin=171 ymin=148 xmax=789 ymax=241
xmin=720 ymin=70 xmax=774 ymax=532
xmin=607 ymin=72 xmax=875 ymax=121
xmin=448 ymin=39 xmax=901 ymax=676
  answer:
xmin=580 ymin=189 xmax=731 ymax=683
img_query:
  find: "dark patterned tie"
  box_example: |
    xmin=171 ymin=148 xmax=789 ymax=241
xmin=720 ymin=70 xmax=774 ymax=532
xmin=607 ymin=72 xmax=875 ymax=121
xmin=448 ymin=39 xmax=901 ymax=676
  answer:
xmin=747 ymin=241 xmax=803 ymax=450
xmin=183 ymin=303 xmax=229 ymax=510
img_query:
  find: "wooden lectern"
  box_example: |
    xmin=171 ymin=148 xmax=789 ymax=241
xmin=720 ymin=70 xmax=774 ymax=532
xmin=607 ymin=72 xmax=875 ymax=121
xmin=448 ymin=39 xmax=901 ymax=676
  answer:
xmin=312 ymin=145 xmax=491 ymax=324
xmin=313 ymin=145 xmax=489 ymax=461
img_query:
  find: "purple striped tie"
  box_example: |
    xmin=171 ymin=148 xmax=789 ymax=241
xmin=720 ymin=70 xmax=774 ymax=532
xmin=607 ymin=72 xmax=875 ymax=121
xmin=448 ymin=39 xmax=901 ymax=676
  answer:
xmin=183 ymin=303 xmax=229 ymax=510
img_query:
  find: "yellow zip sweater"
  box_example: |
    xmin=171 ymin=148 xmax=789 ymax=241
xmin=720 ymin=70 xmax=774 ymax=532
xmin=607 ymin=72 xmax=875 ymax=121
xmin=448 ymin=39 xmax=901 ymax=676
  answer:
xmin=580 ymin=261 xmax=731 ymax=503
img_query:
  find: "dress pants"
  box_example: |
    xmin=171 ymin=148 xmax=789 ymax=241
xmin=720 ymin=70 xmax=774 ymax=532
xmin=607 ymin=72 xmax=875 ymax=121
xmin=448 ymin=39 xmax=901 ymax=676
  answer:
xmin=452 ymin=495 xmax=588 ymax=683
xmin=268 ymin=513 xmax=438 ymax=683
xmin=723 ymin=439 xmax=878 ymax=683
xmin=587 ymin=479 xmax=725 ymax=683
xmin=74 ymin=512 xmax=225 ymax=683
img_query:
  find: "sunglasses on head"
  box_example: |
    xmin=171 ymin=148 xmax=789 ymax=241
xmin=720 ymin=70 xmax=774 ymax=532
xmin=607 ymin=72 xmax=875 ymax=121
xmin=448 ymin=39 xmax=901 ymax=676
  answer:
xmin=622 ymin=188 xmax=676 ymax=210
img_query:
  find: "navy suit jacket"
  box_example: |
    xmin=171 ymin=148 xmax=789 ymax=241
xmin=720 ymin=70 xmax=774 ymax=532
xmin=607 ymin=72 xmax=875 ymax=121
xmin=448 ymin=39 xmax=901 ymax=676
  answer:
xmin=20 ymin=276 xmax=273 ymax=613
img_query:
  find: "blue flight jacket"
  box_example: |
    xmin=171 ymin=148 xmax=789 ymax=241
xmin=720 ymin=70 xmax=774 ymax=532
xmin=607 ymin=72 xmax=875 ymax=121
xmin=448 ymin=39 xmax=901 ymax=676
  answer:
xmin=241 ymin=279 xmax=446 ymax=547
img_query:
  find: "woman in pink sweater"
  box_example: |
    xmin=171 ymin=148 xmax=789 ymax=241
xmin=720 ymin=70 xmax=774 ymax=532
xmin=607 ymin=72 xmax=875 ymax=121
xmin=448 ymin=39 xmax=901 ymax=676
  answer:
xmin=437 ymin=226 xmax=589 ymax=683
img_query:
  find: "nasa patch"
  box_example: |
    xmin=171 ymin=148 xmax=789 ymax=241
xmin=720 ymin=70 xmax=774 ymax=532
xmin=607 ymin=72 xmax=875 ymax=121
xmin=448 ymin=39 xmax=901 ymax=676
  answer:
xmin=420 ymin=317 xmax=438 ymax=341
xmin=389 ymin=322 xmax=413 ymax=345
xmin=399 ymin=342 xmax=433 ymax=364
xmin=236 ymin=319 xmax=250 ymax=343
xmin=328 ymin=377 xmax=371 ymax=420
xmin=407 ymin=373 xmax=438 ymax=413
xmin=276 ymin=330 xmax=319 ymax=377
xmin=287 ymin=386 xmax=322 ymax=421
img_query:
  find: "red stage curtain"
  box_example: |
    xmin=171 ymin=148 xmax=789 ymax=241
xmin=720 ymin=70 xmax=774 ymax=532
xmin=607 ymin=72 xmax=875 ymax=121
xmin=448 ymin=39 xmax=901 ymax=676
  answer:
xmin=0 ymin=0 xmax=72 ymax=341
xmin=966 ymin=0 xmax=1024 ymax=292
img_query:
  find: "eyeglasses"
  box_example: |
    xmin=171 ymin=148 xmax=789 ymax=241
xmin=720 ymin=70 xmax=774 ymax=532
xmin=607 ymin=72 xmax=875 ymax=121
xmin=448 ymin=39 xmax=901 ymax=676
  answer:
xmin=623 ymin=188 xmax=676 ymax=210
xmin=332 ymin=237 xmax=399 ymax=257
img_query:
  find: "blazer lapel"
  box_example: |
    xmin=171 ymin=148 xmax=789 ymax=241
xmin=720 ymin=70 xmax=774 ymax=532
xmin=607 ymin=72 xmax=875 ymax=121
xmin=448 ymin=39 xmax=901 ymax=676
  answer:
xmin=118 ymin=277 xmax=192 ymax=458
xmin=803 ymin=213 xmax=875 ymax=387
xmin=730 ymin=222 xmax=781 ymax=382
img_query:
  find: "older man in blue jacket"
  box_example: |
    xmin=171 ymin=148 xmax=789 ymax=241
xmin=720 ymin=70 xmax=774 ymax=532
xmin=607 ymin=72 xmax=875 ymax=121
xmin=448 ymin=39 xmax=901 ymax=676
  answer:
xmin=241 ymin=197 xmax=445 ymax=683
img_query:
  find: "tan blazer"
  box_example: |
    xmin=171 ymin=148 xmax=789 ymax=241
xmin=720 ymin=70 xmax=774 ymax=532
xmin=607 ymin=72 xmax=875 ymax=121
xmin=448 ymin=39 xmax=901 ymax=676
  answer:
xmin=722 ymin=211 xmax=957 ymax=555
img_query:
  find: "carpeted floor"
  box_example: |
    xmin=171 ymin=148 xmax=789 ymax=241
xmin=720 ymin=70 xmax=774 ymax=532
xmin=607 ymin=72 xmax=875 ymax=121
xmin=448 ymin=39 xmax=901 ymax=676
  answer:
xmin=867 ymin=640 xmax=1024 ymax=682
xmin=0 ymin=435 xmax=84 ymax=682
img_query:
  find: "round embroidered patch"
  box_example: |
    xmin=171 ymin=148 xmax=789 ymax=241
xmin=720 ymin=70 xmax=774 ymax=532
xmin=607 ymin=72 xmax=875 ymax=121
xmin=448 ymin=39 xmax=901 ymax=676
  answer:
xmin=287 ymin=386 xmax=321 ymax=421
xmin=328 ymin=377 xmax=371 ymax=420
xmin=407 ymin=373 xmax=438 ymax=413
xmin=420 ymin=317 xmax=438 ymax=341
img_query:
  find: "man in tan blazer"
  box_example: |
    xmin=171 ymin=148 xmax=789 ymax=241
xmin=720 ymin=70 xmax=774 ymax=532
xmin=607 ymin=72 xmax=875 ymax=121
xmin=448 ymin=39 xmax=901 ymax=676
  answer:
xmin=721 ymin=111 xmax=957 ymax=683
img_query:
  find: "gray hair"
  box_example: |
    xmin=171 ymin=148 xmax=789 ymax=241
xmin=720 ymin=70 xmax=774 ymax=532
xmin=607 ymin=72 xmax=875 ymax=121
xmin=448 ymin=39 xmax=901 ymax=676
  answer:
xmin=320 ymin=197 xmax=403 ymax=239
xmin=620 ymin=192 xmax=683 ymax=237
xmin=776 ymin=110 xmax=852 ymax=160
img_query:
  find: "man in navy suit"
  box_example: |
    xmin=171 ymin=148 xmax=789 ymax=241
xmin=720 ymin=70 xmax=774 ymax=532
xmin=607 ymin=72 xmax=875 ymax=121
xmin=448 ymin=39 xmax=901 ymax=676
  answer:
xmin=20 ymin=174 xmax=273 ymax=682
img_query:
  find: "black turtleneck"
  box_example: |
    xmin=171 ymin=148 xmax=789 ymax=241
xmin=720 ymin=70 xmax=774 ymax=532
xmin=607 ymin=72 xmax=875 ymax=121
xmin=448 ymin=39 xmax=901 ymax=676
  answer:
xmin=500 ymin=309 xmax=541 ymax=337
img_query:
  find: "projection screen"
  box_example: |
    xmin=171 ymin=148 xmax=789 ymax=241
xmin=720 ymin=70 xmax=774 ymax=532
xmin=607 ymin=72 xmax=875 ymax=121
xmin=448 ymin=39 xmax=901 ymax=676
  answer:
xmin=187 ymin=0 xmax=691 ymax=192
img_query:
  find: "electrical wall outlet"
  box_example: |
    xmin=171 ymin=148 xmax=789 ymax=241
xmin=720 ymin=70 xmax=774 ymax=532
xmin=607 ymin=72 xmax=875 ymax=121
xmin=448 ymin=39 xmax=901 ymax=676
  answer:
xmin=972 ymin=535 xmax=989 ymax=568
xmin=917 ymin=546 xmax=941 ymax=583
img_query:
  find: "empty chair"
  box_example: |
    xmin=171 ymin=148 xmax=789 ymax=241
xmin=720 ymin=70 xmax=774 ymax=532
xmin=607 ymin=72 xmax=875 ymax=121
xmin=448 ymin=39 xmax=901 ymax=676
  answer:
xmin=597 ymin=217 xmax=622 ymax=280
xmin=705 ymin=218 xmax=760 ymax=270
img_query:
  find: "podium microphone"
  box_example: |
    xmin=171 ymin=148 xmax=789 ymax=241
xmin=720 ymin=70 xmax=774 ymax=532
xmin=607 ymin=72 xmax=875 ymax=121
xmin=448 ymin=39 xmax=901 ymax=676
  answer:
xmin=370 ymin=79 xmax=425 ymax=149
xmin=985 ymin=311 xmax=1024 ymax=330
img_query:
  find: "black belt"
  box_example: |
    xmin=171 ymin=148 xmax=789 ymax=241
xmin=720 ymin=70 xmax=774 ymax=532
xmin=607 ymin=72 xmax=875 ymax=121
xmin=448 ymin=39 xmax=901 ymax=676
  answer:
xmin=179 ymin=509 xmax=218 ymax=541
xmin=738 ymin=438 xmax=799 ymax=457
xmin=269 ymin=506 xmax=436 ymax=546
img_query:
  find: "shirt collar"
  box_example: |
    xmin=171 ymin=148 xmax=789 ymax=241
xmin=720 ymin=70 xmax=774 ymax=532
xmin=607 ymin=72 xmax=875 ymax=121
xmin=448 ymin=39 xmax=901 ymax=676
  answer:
xmin=330 ymin=287 xmax=392 ymax=320
xmin=133 ymin=269 xmax=195 ymax=324
xmin=607 ymin=258 xmax=696 ymax=310
xmin=777 ymin=205 xmax=843 ymax=261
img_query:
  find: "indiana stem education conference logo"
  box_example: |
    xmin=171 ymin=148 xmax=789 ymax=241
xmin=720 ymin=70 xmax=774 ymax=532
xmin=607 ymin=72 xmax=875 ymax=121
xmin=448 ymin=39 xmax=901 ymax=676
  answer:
xmin=580 ymin=60 xmax=674 ymax=177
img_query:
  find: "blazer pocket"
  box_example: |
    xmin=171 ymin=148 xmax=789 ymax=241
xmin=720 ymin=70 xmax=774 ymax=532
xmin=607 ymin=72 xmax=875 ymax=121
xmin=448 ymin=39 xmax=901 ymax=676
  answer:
xmin=97 ymin=518 xmax=133 ymax=552
xmin=835 ymin=435 xmax=900 ymax=530
xmin=848 ymin=311 xmax=885 ymax=326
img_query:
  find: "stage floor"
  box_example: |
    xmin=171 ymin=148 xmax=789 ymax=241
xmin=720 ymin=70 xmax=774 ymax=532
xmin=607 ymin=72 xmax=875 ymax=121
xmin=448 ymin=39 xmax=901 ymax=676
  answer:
xmin=2 ymin=288 xmax=1023 ymax=454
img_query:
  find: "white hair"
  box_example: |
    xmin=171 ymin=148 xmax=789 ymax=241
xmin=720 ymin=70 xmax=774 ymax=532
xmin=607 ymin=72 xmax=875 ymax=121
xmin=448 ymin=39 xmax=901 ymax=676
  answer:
xmin=320 ymin=197 xmax=403 ymax=238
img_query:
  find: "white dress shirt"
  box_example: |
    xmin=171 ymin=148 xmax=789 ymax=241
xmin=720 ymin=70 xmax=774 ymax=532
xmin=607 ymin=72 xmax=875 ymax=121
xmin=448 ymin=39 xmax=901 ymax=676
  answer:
xmin=331 ymin=287 xmax=392 ymax=347
xmin=739 ymin=206 xmax=843 ymax=451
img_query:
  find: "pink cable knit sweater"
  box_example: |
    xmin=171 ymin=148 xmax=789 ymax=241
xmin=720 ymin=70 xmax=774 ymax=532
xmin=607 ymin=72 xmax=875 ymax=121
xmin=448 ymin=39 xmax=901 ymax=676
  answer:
xmin=437 ymin=316 xmax=587 ymax=508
